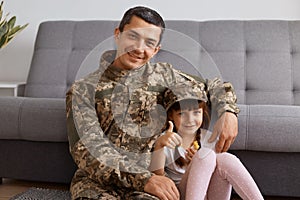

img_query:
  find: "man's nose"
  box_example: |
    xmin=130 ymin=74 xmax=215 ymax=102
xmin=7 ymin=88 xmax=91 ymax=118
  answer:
xmin=134 ymin=40 xmax=146 ymax=51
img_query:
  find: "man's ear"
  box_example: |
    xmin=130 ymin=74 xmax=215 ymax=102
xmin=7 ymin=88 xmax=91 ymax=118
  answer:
xmin=114 ymin=28 xmax=121 ymax=40
xmin=152 ymin=44 xmax=161 ymax=57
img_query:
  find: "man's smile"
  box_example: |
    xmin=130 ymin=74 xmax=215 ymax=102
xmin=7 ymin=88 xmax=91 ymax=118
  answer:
xmin=128 ymin=51 xmax=144 ymax=60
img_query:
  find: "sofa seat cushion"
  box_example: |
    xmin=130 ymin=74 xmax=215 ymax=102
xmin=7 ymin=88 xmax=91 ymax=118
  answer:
xmin=0 ymin=97 xmax=67 ymax=142
xmin=231 ymin=104 xmax=300 ymax=152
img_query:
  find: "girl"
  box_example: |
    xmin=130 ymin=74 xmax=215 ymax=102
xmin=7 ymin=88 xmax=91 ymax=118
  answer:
xmin=149 ymin=84 xmax=264 ymax=200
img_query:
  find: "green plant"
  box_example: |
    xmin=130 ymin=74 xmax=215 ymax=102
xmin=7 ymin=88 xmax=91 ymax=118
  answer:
xmin=0 ymin=1 xmax=28 ymax=49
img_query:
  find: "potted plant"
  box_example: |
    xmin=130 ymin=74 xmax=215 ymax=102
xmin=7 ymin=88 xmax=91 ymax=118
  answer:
xmin=0 ymin=1 xmax=28 ymax=49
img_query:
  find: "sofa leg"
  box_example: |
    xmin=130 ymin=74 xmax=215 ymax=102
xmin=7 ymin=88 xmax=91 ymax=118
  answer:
xmin=0 ymin=178 xmax=2 ymax=184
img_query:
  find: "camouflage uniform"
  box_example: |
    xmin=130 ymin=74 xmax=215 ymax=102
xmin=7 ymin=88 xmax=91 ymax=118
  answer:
xmin=66 ymin=50 xmax=239 ymax=200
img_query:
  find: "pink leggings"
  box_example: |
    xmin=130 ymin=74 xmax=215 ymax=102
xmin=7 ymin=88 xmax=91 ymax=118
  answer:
xmin=178 ymin=149 xmax=264 ymax=200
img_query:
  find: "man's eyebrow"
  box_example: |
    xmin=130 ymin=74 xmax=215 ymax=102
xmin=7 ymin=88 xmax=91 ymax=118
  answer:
xmin=128 ymin=29 xmax=139 ymax=36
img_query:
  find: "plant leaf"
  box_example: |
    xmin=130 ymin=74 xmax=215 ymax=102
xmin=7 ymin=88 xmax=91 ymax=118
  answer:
xmin=0 ymin=20 xmax=8 ymax=37
xmin=0 ymin=36 xmax=7 ymax=48
xmin=0 ymin=1 xmax=28 ymax=49
xmin=7 ymin=23 xmax=28 ymax=38
xmin=8 ymin=16 xmax=16 ymax=29
xmin=0 ymin=3 xmax=3 ymax=22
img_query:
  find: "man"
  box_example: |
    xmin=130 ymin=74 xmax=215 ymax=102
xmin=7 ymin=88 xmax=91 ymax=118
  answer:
xmin=66 ymin=6 xmax=239 ymax=200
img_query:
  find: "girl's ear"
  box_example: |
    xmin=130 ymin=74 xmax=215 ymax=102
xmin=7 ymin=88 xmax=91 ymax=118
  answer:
xmin=167 ymin=111 xmax=173 ymax=121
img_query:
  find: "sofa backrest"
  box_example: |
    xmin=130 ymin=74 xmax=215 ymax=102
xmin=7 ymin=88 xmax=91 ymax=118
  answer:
xmin=25 ymin=20 xmax=300 ymax=106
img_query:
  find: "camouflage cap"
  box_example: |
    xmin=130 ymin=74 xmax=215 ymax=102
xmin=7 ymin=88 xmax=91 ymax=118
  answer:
xmin=163 ymin=81 xmax=208 ymax=111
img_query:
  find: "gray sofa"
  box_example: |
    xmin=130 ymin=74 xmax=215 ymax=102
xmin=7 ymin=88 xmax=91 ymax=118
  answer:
xmin=0 ymin=20 xmax=299 ymax=198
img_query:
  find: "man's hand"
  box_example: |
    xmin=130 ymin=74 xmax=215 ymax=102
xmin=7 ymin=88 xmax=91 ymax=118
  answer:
xmin=144 ymin=175 xmax=180 ymax=200
xmin=209 ymin=112 xmax=238 ymax=153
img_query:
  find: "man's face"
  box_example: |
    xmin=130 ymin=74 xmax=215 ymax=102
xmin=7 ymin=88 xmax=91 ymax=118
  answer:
xmin=113 ymin=16 xmax=162 ymax=70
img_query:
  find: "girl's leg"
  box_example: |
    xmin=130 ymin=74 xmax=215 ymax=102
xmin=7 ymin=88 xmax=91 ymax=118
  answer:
xmin=206 ymin=162 xmax=232 ymax=200
xmin=208 ymin=153 xmax=264 ymax=200
xmin=178 ymin=148 xmax=216 ymax=200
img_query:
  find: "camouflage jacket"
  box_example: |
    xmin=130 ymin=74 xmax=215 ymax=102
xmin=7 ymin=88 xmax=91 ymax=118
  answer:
xmin=66 ymin=51 xmax=240 ymax=199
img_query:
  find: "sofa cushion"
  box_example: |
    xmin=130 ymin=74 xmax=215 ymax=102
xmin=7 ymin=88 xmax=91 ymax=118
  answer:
xmin=24 ymin=21 xmax=119 ymax=98
xmin=0 ymin=97 xmax=67 ymax=142
xmin=231 ymin=104 xmax=300 ymax=152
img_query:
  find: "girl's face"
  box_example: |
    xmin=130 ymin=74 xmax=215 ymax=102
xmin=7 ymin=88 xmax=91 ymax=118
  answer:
xmin=169 ymin=107 xmax=203 ymax=136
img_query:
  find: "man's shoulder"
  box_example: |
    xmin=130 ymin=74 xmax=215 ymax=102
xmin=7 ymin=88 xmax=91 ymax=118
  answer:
xmin=149 ymin=62 xmax=174 ymax=71
xmin=148 ymin=62 xmax=191 ymax=77
xmin=68 ymin=69 xmax=103 ymax=95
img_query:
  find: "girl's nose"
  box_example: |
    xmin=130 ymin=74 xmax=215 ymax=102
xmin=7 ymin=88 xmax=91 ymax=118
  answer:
xmin=185 ymin=113 xmax=194 ymax=122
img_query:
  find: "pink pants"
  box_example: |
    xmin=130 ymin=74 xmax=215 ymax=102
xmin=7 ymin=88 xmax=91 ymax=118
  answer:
xmin=178 ymin=149 xmax=264 ymax=200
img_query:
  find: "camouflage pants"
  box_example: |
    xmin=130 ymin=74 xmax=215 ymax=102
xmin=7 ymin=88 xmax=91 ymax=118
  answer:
xmin=75 ymin=191 xmax=159 ymax=200
xmin=71 ymin=174 xmax=159 ymax=200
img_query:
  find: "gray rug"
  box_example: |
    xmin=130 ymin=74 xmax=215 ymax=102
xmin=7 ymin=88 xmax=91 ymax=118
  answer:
xmin=10 ymin=188 xmax=71 ymax=200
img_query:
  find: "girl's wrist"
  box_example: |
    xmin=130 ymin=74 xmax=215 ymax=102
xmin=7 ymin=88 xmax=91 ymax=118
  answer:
xmin=154 ymin=137 xmax=163 ymax=150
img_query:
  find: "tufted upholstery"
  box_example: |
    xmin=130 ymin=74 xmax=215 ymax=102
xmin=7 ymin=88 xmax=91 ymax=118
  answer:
xmin=25 ymin=21 xmax=119 ymax=98
xmin=25 ymin=20 xmax=300 ymax=106
xmin=21 ymin=20 xmax=300 ymax=152
xmin=0 ymin=20 xmax=299 ymax=196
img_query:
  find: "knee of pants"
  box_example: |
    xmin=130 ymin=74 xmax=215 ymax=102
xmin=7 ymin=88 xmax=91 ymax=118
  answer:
xmin=194 ymin=148 xmax=217 ymax=163
xmin=216 ymin=152 xmax=240 ymax=168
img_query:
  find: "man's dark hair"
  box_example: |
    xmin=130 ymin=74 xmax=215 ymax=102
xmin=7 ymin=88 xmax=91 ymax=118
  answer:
xmin=119 ymin=6 xmax=165 ymax=44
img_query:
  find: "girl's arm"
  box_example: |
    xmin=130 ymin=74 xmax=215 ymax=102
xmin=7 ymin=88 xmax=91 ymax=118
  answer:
xmin=149 ymin=145 xmax=166 ymax=175
xmin=149 ymin=121 xmax=182 ymax=175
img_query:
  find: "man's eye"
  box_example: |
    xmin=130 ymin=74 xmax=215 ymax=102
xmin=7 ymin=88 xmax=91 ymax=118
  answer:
xmin=146 ymin=41 xmax=156 ymax=48
xmin=128 ymin=34 xmax=138 ymax=39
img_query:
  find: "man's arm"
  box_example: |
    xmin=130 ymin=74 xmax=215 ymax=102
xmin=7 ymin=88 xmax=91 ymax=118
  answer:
xmin=209 ymin=111 xmax=238 ymax=152
xmin=66 ymin=80 xmax=152 ymax=191
xmin=206 ymin=78 xmax=240 ymax=152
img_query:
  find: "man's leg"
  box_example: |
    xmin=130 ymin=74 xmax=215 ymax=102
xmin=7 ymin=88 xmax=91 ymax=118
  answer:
xmin=70 ymin=173 xmax=121 ymax=200
xmin=125 ymin=191 xmax=160 ymax=200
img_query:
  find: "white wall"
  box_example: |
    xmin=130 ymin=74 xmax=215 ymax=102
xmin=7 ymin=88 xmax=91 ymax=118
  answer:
xmin=1 ymin=0 xmax=300 ymax=82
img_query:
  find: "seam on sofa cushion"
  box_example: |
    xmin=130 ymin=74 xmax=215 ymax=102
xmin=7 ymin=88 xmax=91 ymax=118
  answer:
xmin=288 ymin=21 xmax=295 ymax=105
xmin=245 ymin=105 xmax=250 ymax=150
xmin=17 ymin=98 xmax=25 ymax=139
xmin=242 ymin=21 xmax=247 ymax=105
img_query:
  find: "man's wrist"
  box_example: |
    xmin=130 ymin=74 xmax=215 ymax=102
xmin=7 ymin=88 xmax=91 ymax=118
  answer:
xmin=226 ymin=110 xmax=238 ymax=118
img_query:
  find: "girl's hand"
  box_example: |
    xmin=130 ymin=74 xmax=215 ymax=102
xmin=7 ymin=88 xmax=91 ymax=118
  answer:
xmin=156 ymin=121 xmax=182 ymax=149
xmin=185 ymin=148 xmax=196 ymax=164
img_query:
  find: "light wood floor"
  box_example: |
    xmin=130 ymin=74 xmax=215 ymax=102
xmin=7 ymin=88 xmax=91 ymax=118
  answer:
xmin=0 ymin=178 xmax=299 ymax=200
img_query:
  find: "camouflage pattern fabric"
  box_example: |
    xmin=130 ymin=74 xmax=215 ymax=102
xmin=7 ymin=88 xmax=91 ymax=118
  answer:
xmin=66 ymin=50 xmax=239 ymax=199
xmin=163 ymin=81 xmax=208 ymax=111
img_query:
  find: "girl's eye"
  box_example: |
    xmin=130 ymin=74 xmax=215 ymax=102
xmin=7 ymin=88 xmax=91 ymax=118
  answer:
xmin=195 ymin=109 xmax=203 ymax=114
xmin=177 ymin=112 xmax=185 ymax=116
